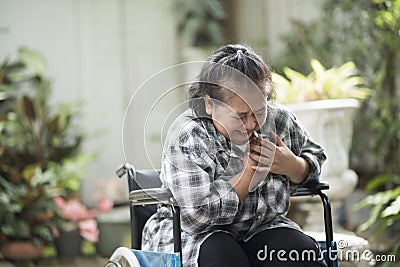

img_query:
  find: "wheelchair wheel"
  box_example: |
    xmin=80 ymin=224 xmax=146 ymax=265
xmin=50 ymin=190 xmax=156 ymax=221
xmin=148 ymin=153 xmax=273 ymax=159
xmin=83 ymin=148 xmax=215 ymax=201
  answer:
xmin=105 ymin=247 xmax=141 ymax=267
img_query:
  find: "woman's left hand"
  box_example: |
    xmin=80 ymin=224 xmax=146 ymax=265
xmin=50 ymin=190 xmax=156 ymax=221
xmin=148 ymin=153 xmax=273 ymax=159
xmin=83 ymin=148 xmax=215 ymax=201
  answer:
xmin=249 ymin=131 xmax=310 ymax=183
xmin=267 ymin=131 xmax=297 ymax=176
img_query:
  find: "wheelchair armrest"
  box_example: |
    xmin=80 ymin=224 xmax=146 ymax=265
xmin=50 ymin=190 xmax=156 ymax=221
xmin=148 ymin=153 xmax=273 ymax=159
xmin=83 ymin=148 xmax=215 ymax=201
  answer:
xmin=291 ymin=180 xmax=329 ymax=197
xmin=129 ymin=187 xmax=175 ymax=205
xmin=130 ymin=181 xmax=330 ymax=203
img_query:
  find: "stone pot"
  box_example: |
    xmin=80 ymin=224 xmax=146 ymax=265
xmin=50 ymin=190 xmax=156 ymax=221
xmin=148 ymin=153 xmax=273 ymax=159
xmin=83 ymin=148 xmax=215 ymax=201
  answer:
xmin=0 ymin=240 xmax=44 ymax=261
xmin=288 ymin=98 xmax=360 ymax=201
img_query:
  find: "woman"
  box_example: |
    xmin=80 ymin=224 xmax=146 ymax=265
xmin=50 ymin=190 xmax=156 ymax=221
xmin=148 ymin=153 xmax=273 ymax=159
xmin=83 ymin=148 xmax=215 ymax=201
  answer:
xmin=142 ymin=44 xmax=327 ymax=267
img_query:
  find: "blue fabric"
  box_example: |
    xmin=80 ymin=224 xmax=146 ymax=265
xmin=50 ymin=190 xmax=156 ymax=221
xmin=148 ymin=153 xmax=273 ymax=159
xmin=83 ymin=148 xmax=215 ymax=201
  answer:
xmin=132 ymin=249 xmax=181 ymax=267
xmin=318 ymin=241 xmax=338 ymax=267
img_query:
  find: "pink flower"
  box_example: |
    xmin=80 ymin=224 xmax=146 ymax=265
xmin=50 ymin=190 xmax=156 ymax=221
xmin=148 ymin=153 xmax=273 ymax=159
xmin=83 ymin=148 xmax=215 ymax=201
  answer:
xmin=97 ymin=197 xmax=114 ymax=212
xmin=53 ymin=196 xmax=96 ymax=222
xmin=53 ymin=196 xmax=100 ymax=243
xmin=78 ymin=219 xmax=99 ymax=243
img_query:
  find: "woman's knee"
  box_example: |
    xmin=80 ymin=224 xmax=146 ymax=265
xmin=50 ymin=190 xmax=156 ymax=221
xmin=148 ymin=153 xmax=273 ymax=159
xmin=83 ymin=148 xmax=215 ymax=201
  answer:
xmin=243 ymin=228 xmax=323 ymax=267
xmin=198 ymin=232 xmax=250 ymax=267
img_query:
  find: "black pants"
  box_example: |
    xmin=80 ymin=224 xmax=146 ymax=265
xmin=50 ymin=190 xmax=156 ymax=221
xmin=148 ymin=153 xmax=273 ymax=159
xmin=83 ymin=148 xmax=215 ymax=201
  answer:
xmin=198 ymin=228 xmax=324 ymax=267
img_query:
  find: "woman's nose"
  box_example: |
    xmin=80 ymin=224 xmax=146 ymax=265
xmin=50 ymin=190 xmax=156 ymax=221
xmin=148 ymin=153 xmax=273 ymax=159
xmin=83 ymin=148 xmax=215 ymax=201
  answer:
xmin=244 ymin=114 xmax=257 ymax=131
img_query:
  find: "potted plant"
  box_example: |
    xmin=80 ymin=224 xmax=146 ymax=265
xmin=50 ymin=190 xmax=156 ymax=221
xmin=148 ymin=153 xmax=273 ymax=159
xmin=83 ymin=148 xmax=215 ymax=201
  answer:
xmin=272 ymin=59 xmax=374 ymax=262
xmin=273 ymin=59 xmax=371 ymax=202
xmin=0 ymin=48 xmax=87 ymax=260
xmin=273 ymin=59 xmax=371 ymax=105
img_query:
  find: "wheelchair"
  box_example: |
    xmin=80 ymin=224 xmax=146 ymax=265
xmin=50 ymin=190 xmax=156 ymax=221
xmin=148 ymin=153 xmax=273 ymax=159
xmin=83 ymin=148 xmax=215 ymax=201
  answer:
xmin=106 ymin=163 xmax=336 ymax=267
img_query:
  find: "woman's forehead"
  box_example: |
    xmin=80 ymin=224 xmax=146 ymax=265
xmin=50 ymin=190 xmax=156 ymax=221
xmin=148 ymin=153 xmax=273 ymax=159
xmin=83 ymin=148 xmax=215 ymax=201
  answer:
xmin=224 ymin=92 xmax=266 ymax=112
xmin=220 ymin=78 xmax=265 ymax=97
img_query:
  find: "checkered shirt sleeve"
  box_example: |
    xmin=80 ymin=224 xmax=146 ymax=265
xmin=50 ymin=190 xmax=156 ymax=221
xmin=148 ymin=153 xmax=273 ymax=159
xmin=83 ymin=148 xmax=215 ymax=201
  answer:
xmin=161 ymin=115 xmax=240 ymax=235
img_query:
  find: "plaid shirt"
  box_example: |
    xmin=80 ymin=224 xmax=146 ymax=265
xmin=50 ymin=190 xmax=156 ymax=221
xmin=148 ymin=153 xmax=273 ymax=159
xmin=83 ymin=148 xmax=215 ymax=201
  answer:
xmin=142 ymin=102 xmax=326 ymax=267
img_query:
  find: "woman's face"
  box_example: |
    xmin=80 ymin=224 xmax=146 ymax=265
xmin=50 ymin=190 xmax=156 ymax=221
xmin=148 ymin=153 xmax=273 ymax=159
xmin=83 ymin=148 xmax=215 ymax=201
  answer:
xmin=205 ymin=90 xmax=267 ymax=145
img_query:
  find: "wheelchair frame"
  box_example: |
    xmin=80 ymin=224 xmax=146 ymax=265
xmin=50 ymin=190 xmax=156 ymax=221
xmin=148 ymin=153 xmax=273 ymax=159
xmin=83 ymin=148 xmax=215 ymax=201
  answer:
xmin=113 ymin=163 xmax=335 ymax=267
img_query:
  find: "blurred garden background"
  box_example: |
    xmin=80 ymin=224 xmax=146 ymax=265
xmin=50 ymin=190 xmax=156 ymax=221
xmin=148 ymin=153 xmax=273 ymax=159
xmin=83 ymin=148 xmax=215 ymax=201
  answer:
xmin=0 ymin=0 xmax=399 ymax=266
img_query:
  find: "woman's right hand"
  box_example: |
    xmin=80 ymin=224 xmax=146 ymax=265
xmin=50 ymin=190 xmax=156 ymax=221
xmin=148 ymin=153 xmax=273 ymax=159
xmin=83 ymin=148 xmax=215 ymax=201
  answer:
xmin=248 ymin=133 xmax=275 ymax=170
xmin=236 ymin=135 xmax=275 ymax=192
xmin=229 ymin=133 xmax=274 ymax=199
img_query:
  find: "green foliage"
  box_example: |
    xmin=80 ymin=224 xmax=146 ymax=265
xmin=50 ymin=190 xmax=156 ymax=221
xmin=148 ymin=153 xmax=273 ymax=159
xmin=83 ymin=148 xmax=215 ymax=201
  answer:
xmin=276 ymin=0 xmax=400 ymax=261
xmin=0 ymin=48 xmax=88 ymax=245
xmin=175 ymin=0 xmax=226 ymax=47
xmin=273 ymin=59 xmax=371 ymax=104
xmin=355 ymin=174 xmax=400 ymax=264
xmin=356 ymin=175 xmax=400 ymax=233
xmin=277 ymin=0 xmax=400 ymax=175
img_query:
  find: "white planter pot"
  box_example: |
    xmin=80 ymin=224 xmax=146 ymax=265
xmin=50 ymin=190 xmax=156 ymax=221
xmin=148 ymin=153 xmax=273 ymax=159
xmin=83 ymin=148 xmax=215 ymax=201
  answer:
xmin=287 ymin=99 xmax=360 ymax=201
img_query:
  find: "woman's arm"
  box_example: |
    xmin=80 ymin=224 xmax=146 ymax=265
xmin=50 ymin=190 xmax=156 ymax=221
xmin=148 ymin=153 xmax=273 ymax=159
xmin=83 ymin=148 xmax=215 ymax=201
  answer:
xmin=162 ymin=127 xmax=240 ymax=235
xmin=249 ymin=105 xmax=326 ymax=185
xmin=255 ymin=131 xmax=311 ymax=184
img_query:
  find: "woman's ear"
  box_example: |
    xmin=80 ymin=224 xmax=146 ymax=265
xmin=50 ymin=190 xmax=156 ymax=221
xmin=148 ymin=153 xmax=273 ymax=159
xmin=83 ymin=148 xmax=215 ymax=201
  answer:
xmin=204 ymin=95 xmax=213 ymax=115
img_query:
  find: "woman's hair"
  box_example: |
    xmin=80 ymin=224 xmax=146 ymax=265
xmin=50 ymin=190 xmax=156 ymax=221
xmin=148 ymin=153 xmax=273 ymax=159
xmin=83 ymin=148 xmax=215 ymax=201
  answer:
xmin=188 ymin=44 xmax=274 ymax=116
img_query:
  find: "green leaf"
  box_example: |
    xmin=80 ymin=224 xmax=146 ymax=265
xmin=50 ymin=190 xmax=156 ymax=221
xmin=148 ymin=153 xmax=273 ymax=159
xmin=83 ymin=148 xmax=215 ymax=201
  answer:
xmin=366 ymin=174 xmax=400 ymax=191
xmin=382 ymin=196 xmax=400 ymax=217
xmin=18 ymin=48 xmax=46 ymax=75
xmin=47 ymin=115 xmax=60 ymax=135
xmin=22 ymin=95 xmax=36 ymax=120
xmin=354 ymin=190 xmax=393 ymax=209
xmin=357 ymin=202 xmax=384 ymax=232
xmin=310 ymin=59 xmax=325 ymax=75
xmin=11 ymin=220 xmax=30 ymax=238
xmin=366 ymin=174 xmax=391 ymax=191
xmin=337 ymin=61 xmax=357 ymax=76
xmin=283 ymin=67 xmax=306 ymax=81
xmin=33 ymin=224 xmax=54 ymax=243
